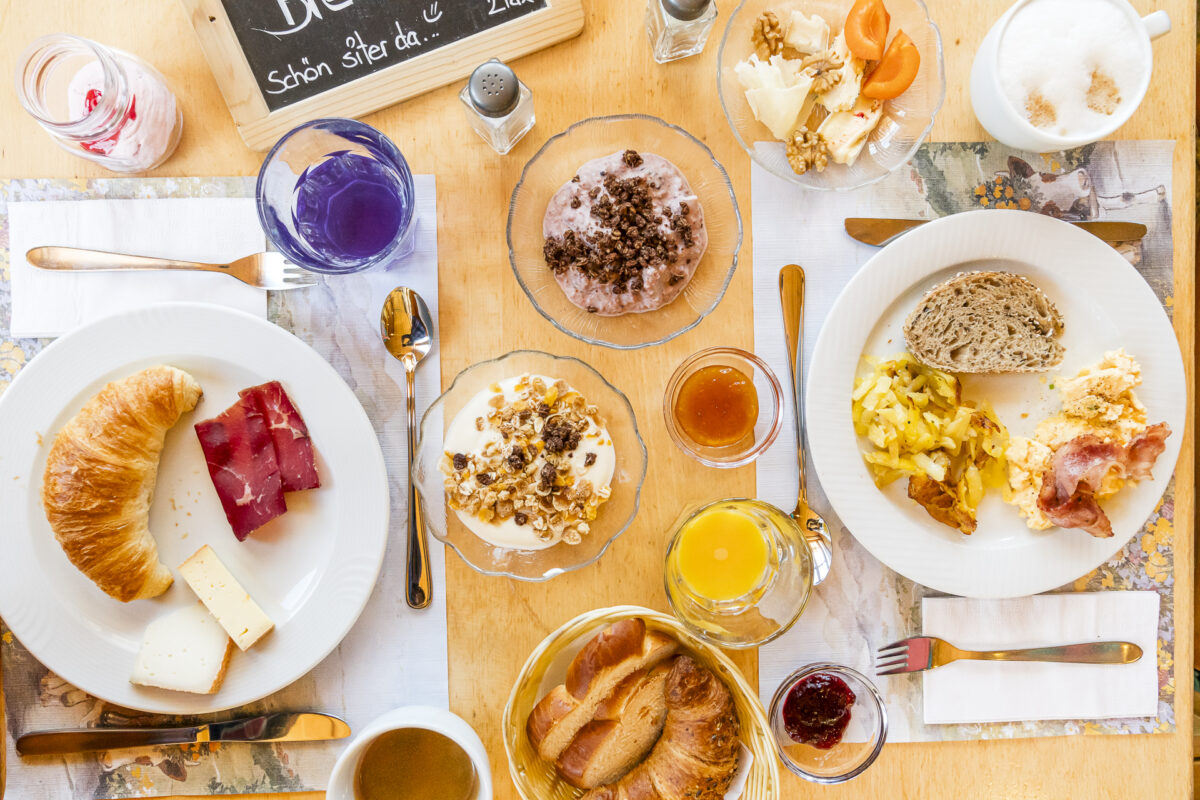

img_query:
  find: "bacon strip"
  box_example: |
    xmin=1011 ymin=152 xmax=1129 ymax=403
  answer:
xmin=1037 ymin=424 xmax=1171 ymax=538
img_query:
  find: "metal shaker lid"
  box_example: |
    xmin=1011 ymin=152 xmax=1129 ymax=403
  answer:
xmin=662 ymin=0 xmax=710 ymax=21
xmin=468 ymin=59 xmax=520 ymax=118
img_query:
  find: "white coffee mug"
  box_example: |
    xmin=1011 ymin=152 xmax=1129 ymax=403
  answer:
xmin=970 ymin=0 xmax=1170 ymax=151
xmin=326 ymin=706 xmax=493 ymax=800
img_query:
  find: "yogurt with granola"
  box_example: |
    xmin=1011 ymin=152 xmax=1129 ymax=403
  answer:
xmin=543 ymin=149 xmax=708 ymax=316
xmin=439 ymin=374 xmax=615 ymax=550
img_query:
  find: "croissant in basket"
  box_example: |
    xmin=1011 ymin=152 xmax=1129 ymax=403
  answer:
xmin=41 ymin=365 xmax=202 ymax=602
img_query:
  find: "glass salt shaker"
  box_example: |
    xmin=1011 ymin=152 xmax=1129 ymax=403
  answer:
xmin=646 ymin=0 xmax=718 ymax=64
xmin=459 ymin=59 xmax=535 ymax=155
xmin=15 ymin=34 xmax=182 ymax=173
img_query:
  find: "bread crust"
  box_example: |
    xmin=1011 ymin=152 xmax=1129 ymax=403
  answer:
xmin=41 ymin=366 xmax=202 ymax=602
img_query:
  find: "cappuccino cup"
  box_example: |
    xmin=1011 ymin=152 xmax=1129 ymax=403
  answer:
xmin=970 ymin=0 xmax=1170 ymax=151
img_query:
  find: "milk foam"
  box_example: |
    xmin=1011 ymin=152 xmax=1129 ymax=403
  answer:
xmin=998 ymin=0 xmax=1147 ymax=138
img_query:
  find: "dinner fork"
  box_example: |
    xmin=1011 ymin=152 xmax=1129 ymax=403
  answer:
xmin=875 ymin=636 xmax=1142 ymax=675
xmin=26 ymin=246 xmax=317 ymax=290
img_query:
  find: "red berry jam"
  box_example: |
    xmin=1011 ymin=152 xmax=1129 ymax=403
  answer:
xmin=782 ymin=673 xmax=856 ymax=749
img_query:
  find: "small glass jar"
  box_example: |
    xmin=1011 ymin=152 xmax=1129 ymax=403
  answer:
xmin=645 ymin=0 xmax=718 ymax=64
xmin=459 ymin=59 xmax=535 ymax=155
xmin=665 ymin=498 xmax=813 ymax=648
xmin=15 ymin=34 xmax=182 ymax=173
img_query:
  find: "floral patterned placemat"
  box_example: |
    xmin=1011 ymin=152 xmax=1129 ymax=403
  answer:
xmin=751 ymin=140 xmax=1178 ymax=741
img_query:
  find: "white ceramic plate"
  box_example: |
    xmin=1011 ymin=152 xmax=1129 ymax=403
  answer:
xmin=807 ymin=210 xmax=1185 ymax=598
xmin=0 ymin=303 xmax=389 ymax=714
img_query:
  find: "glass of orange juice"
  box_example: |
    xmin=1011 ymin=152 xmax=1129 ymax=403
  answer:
xmin=665 ymin=498 xmax=813 ymax=648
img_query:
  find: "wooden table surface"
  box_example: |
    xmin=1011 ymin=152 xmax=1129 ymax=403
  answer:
xmin=0 ymin=1 xmax=1194 ymax=798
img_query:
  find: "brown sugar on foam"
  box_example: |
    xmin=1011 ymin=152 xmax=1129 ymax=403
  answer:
xmin=1085 ymin=69 xmax=1121 ymax=115
xmin=1024 ymin=89 xmax=1058 ymax=129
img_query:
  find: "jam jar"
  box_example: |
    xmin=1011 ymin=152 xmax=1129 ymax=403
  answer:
xmin=15 ymin=34 xmax=183 ymax=173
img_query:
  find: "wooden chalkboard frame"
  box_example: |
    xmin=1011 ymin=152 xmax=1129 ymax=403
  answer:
xmin=178 ymin=0 xmax=584 ymax=150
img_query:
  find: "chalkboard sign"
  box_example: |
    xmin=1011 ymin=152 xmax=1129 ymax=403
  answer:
xmin=179 ymin=0 xmax=583 ymax=149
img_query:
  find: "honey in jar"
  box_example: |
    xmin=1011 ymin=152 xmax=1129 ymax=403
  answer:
xmin=673 ymin=365 xmax=759 ymax=447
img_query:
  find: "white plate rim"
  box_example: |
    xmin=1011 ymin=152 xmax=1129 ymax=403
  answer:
xmin=805 ymin=209 xmax=1186 ymax=598
xmin=0 ymin=302 xmax=390 ymax=714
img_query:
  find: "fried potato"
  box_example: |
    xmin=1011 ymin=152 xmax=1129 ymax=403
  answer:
xmin=852 ymin=353 xmax=1009 ymax=533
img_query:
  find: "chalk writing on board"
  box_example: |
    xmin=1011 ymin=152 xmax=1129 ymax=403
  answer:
xmin=221 ymin=0 xmax=549 ymax=112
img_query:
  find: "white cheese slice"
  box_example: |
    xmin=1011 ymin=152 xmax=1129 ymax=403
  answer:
xmin=131 ymin=604 xmax=232 ymax=695
xmin=734 ymin=54 xmax=787 ymax=91
xmin=783 ymin=10 xmax=830 ymax=55
xmin=745 ymin=84 xmax=816 ymax=140
xmin=817 ymin=33 xmax=866 ymax=113
xmin=179 ymin=545 xmax=275 ymax=651
xmin=818 ymin=96 xmax=885 ymax=165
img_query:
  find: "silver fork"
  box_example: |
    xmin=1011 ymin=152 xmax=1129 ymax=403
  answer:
xmin=875 ymin=636 xmax=1142 ymax=675
xmin=26 ymin=246 xmax=317 ymax=291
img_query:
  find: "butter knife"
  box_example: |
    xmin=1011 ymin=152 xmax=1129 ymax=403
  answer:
xmin=845 ymin=217 xmax=1148 ymax=247
xmin=16 ymin=712 xmax=350 ymax=756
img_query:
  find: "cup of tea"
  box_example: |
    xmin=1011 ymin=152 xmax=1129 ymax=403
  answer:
xmin=970 ymin=0 xmax=1170 ymax=151
xmin=326 ymin=706 xmax=492 ymax=800
xmin=256 ymin=117 xmax=418 ymax=274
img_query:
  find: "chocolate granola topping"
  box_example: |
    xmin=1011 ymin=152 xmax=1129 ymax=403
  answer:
xmin=514 ymin=511 xmax=529 ymax=526
xmin=538 ymin=461 xmax=558 ymax=492
xmin=543 ymin=159 xmax=684 ymax=296
xmin=622 ymin=149 xmax=644 ymax=168
xmin=584 ymin=452 xmax=597 ymax=467
xmin=543 ymin=418 xmax=582 ymax=454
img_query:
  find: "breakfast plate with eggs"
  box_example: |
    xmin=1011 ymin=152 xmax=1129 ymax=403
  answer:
xmin=0 ymin=303 xmax=389 ymax=714
xmin=805 ymin=210 xmax=1185 ymax=598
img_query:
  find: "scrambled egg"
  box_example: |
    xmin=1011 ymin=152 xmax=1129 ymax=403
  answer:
xmin=1005 ymin=350 xmax=1147 ymax=529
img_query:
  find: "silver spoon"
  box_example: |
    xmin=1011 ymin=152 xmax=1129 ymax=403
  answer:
xmin=380 ymin=287 xmax=435 ymax=609
xmin=779 ymin=264 xmax=832 ymax=585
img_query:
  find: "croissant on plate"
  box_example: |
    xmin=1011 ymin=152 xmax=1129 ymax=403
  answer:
xmin=582 ymin=655 xmax=741 ymax=800
xmin=42 ymin=365 xmax=202 ymax=602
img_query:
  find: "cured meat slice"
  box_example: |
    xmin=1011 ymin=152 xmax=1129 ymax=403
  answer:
xmin=1125 ymin=422 xmax=1170 ymax=481
xmin=195 ymin=395 xmax=286 ymax=540
xmin=1037 ymin=424 xmax=1172 ymax=538
xmin=239 ymin=381 xmax=320 ymax=492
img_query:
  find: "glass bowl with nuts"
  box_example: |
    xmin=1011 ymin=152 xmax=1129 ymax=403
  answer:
xmin=718 ymin=0 xmax=946 ymax=190
xmin=413 ymin=350 xmax=647 ymax=581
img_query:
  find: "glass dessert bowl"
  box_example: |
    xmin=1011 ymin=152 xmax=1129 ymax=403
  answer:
xmin=717 ymin=0 xmax=945 ymax=191
xmin=508 ymin=114 xmax=742 ymax=349
xmin=768 ymin=663 xmax=887 ymax=783
xmin=413 ymin=350 xmax=647 ymax=581
xmin=664 ymin=346 xmax=783 ymax=467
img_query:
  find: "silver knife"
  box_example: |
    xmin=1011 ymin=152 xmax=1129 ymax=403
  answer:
xmin=845 ymin=217 xmax=1149 ymax=247
xmin=16 ymin=712 xmax=350 ymax=756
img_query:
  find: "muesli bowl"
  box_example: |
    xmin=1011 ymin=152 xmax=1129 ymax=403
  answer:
xmin=413 ymin=350 xmax=646 ymax=581
xmin=508 ymin=114 xmax=743 ymax=349
xmin=717 ymin=0 xmax=945 ymax=191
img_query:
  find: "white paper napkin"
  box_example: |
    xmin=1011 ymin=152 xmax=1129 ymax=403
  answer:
xmin=8 ymin=198 xmax=266 ymax=338
xmin=921 ymin=591 xmax=1160 ymax=723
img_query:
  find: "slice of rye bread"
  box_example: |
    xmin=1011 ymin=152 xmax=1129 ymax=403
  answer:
xmin=527 ymin=619 xmax=678 ymax=763
xmin=903 ymin=271 xmax=1064 ymax=374
xmin=556 ymin=661 xmax=673 ymax=789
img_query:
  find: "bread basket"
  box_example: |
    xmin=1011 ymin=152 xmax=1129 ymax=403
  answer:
xmin=502 ymin=605 xmax=780 ymax=800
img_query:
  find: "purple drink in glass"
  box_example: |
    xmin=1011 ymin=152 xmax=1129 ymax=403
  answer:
xmin=257 ymin=119 xmax=416 ymax=274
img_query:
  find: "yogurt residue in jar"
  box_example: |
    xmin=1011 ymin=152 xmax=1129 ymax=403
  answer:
xmin=65 ymin=57 xmax=180 ymax=170
xmin=440 ymin=374 xmax=615 ymax=550
xmin=997 ymin=0 xmax=1148 ymax=138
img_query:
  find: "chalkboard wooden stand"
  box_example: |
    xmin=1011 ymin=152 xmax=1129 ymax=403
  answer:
xmin=179 ymin=0 xmax=584 ymax=150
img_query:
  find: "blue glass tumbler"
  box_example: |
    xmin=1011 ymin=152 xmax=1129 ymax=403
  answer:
xmin=256 ymin=118 xmax=417 ymax=274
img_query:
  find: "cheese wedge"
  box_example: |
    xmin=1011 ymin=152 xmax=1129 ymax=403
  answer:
xmin=784 ymin=10 xmax=829 ymax=55
xmin=179 ymin=545 xmax=274 ymax=651
xmin=819 ymin=96 xmax=885 ymax=165
xmin=131 ymin=604 xmax=233 ymax=694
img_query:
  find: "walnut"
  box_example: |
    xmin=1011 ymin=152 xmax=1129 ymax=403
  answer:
xmin=751 ymin=11 xmax=784 ymax=58
xmin=786 ymin=127 xmax=830 ymax=175
xmin=801 ymin=51 xmax=844 ymax=94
